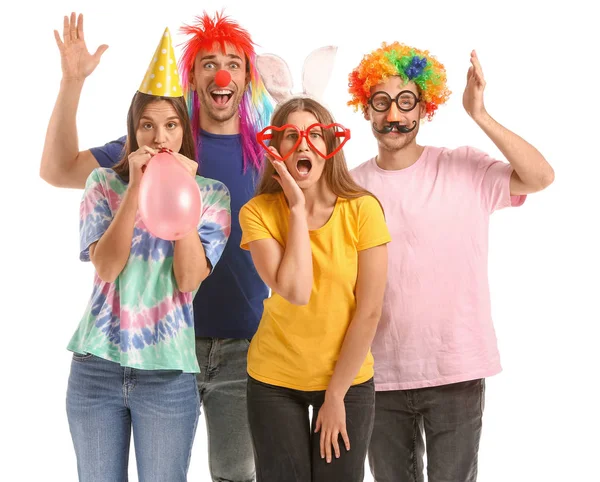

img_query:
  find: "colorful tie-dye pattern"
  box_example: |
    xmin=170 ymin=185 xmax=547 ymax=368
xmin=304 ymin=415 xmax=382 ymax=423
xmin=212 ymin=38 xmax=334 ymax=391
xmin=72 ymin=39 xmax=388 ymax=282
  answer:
xmin=68 ymin=168 xmax=231 ymax=373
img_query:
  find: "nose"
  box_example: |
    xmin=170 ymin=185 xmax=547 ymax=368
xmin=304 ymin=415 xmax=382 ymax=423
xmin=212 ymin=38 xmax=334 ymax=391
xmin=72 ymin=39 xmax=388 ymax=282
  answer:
xmin=297 ymin=134 xmax=310 ymax=151
xmin=386 ymin=102 xmax=401 ymax=123
xmin=215 ymin=69 xmax=231 ymax=88
xmin=154 ymin=127 xmax=167 ymax=147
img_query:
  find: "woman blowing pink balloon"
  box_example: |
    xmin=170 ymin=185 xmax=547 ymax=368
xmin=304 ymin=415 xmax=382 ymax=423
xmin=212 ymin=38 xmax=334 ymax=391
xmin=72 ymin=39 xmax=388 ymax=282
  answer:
xmin=58 ymin=28 xmax=232 ymax=481
xmin=137 ymin=147 xmax=204 ymax=241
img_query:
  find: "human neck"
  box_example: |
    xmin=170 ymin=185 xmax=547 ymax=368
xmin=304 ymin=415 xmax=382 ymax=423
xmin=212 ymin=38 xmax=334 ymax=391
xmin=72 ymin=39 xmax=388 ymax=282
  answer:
xmin=302 ymin=180 xmax=337 ymax=213
xmin=376 ymin=140 xmax=425 ymax=171
xmin=200 ymin=111 xmax=241 ymax=135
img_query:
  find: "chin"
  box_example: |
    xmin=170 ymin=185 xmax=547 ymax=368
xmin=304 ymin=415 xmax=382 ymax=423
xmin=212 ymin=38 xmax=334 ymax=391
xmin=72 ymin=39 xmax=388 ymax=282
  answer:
xmin=295 ymin=176 xmax=316 ymax=190
xmin=380 ymin=136 xmax=413 ymax=151
xmin=208 ymin=108 xmax=237 ymax=123
xmin=378 ymin=139 xmax=400 ymax=151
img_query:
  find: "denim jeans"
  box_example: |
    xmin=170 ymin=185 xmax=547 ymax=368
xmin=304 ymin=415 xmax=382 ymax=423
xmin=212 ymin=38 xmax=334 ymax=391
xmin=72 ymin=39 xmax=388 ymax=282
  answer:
xmin=368 ymin=379 xmax=485 ymax=482
xmin=247 ymin=376 xmax=375 ymax=482
xmin=195 ymin=337 xmax=255 ymax=482
xmin=66 ymin=354 xmax=200 ymax=482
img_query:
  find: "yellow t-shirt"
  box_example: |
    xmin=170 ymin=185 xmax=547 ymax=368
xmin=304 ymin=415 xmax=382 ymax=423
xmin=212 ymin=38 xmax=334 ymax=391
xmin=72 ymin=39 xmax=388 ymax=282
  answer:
xmin=239 ymin=192 xmax=391 ymax=391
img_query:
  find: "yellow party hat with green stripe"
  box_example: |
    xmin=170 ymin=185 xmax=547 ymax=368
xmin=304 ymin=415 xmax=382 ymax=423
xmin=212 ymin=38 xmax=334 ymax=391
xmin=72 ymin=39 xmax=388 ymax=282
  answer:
xmin=139 ymin=28 xmax=182 ymax=97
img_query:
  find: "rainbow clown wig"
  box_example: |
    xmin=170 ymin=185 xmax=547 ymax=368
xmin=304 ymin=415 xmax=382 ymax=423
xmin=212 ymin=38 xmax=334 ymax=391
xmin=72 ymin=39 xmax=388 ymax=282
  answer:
xmin=348 ymin=42 xmax=451 ymax=121
xmin=178 ymin=11 xmax=274 ymax=171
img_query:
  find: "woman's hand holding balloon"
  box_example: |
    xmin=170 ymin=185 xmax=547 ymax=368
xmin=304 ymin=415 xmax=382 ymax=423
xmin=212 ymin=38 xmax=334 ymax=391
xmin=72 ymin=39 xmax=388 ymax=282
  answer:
xmin=128 ymin=145 xmax=156 ymax=189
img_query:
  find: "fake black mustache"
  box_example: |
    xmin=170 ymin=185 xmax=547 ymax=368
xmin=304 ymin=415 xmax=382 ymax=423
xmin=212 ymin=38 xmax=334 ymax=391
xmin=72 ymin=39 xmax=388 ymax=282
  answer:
xmin=373 ymin=121 xmax=417 ymax=134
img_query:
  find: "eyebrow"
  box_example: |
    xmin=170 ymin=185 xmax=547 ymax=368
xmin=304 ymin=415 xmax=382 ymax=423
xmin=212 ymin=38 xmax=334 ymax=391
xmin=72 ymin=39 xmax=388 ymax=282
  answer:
xmin=199 ymin=54 xmax=243 ymax=62
xmin=140 ymin=115 xmax=180 ymax=121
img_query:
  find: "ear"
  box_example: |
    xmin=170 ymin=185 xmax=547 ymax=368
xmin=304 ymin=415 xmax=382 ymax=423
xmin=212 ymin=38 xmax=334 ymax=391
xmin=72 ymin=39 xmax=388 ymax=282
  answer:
xmin=302 ymin=46 xmax=337 ymax=99
xmin=188 ymin=70 xmax=196 ymax=92
xmin=363 ymin=105 xmax=371 ymax=121
xmin=256 ymin=53 xmax=293 ymax=103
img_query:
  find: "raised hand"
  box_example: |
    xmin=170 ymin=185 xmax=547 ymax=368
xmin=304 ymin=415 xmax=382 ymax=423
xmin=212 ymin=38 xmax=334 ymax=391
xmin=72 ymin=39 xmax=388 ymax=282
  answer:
xmin=267 ymin=147 xmax=305 ymax=209
xmin=462 ymin=50 xmax=487 ymax=121
xmin=53 ymin=12 xmax=109 ymax=81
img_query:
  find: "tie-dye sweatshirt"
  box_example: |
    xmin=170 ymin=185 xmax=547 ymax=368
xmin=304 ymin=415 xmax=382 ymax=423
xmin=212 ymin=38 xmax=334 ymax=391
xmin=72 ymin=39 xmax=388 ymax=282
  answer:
xmin=68 ymin=168 xmax=231 ymax=373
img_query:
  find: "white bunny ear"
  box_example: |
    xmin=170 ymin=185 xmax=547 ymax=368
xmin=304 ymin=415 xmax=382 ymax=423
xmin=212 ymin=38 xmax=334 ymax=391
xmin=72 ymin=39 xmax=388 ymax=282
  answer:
xmin=302 ymin=46 xmax=338 ymax=100
xmin=256 ymin=53 xmax=293 ymax=103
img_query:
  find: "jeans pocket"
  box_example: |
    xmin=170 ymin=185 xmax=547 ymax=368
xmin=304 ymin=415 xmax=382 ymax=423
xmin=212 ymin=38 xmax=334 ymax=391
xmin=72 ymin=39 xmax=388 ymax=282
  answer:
xmin=72 ymin=352 xmax=94 ymax=362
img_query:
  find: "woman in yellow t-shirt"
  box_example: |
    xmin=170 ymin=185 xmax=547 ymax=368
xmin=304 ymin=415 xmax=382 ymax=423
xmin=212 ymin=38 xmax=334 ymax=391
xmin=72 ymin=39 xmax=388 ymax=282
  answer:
xmin=239 ymin=97 xmax=391 ymax=481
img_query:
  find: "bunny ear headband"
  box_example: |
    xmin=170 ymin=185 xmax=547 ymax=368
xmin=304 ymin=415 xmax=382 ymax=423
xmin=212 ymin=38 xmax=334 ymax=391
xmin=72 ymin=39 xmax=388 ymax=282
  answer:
xmin=254 ymin=46 xmax=351 ymax=161
xmin=256 ymin=46 xmax=338 ymax=103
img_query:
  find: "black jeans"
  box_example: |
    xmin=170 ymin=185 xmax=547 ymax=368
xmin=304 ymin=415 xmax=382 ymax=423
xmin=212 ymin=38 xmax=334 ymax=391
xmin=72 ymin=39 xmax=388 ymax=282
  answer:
xmin=368 ymin=379 xmax=486 ymax=482
xmin=247 ymin=376 xmax=375 ymax=482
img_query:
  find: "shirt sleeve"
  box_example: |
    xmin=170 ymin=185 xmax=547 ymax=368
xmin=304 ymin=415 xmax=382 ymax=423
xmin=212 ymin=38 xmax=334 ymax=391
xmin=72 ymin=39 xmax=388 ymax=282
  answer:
xmin=239 ymin=198 xmax=274 ymax=250
xmin=357 ymin=195 xmax=392 ymax=251
xmin=197 ymin=179 xmax=232 ymax=273
xmin=89 ymin=136 xmax=127 ymax=168
xmin=79 ymin=169 xmax=114 ymax=261
xmin=461 ymin=146 xmax=527 ymax=213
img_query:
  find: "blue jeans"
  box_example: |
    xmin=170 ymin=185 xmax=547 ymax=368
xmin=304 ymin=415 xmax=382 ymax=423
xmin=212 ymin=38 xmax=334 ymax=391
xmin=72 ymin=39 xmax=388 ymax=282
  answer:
xmin=195 ymin=337 xmax=255 ymax=482
xmin=368 ymin=379 xmax=485 ymax=482
xmin=66 ymin=354 xmax=200 ymax=482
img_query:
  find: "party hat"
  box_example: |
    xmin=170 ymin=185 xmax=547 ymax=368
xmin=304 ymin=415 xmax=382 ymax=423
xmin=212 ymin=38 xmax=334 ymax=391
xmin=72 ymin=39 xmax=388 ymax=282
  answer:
xmin=139 ymin=28 xmax=183 ymax=97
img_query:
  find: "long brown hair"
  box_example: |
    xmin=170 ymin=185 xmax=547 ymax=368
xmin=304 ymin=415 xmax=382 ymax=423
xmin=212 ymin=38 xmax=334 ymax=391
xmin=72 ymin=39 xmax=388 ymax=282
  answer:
xmin=112 ymin=92 xmax=196 ymax=182
xmin=255 ymin=97 xmax=374 ymax=201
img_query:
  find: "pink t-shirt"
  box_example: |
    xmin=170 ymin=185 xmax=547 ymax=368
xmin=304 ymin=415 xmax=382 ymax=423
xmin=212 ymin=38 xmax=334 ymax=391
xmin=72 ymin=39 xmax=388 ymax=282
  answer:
xmin=351 ymin=146 xmax=526 ymax=390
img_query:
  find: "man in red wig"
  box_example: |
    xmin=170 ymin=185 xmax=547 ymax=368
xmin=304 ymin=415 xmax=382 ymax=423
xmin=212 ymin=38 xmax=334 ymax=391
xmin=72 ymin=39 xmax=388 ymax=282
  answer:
xmin=41 ymin=11 xmax=274 ymax=481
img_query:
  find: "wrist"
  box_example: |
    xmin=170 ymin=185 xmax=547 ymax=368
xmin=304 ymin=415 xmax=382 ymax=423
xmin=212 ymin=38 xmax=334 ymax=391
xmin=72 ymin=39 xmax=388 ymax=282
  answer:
xmin=325 ymin=387 xmax=346 ymax=402
xmin=60 ymin=77 xmax=86 ymax=89
xmin=289 ymin=204 xmax=306 ymax=215
xmin=125 ymin=183 xmax=140 ymax=202
xmin=471 ymin=108 xmax=492 ymax=126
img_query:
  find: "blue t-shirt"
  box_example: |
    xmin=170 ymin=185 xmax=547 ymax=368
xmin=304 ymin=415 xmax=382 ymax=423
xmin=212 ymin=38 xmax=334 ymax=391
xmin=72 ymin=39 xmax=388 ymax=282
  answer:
xmin=90 ymin=131 xmax=268 ymax=339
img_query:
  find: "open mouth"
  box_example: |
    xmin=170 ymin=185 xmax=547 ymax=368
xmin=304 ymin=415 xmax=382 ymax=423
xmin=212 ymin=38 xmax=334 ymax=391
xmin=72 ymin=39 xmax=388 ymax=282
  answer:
xmin=210 ymin=89 xmax=233 ymax=105
xmin=295 ymin=158 xmax=313 ymax=177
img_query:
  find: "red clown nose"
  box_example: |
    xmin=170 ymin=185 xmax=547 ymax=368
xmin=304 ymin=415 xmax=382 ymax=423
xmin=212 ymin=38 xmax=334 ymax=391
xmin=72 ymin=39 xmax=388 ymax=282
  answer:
xmin=214 ymin=70 xmax=231 ymax=88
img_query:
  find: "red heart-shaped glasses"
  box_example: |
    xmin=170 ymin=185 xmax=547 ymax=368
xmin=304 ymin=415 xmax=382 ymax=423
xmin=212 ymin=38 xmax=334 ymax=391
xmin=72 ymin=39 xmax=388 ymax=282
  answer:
xmin=256 ymin=123 xmax=351 ymax=161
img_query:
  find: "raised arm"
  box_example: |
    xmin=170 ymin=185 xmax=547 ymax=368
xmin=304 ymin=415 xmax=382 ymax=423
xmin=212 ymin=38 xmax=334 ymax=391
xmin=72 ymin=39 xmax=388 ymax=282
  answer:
xmin=463 ymin=50 xmax=555 ymax=196
xmin=245 ymin=157 xmax=313 ymax=306
xmin=40 ymin=13 xmax=108 ymax=189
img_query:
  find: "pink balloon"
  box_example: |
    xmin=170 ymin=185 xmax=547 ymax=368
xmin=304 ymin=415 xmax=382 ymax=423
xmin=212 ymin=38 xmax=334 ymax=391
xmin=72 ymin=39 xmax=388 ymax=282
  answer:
xmin=138 ymin=151 xmax=202 ymax=241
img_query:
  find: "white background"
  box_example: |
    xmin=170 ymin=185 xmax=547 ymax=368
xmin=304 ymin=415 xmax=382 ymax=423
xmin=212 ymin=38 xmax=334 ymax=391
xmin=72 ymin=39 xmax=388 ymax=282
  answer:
xmin=1 ymin=0 xmax=598 ymax=480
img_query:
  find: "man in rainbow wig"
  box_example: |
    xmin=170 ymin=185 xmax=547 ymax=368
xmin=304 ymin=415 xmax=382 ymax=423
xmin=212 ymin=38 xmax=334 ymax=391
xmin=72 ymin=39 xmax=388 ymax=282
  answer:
xmin=40 ymin=11 xmax=274 ymax=481
xmin=349 ymin=43 xmax=554 ymax=481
